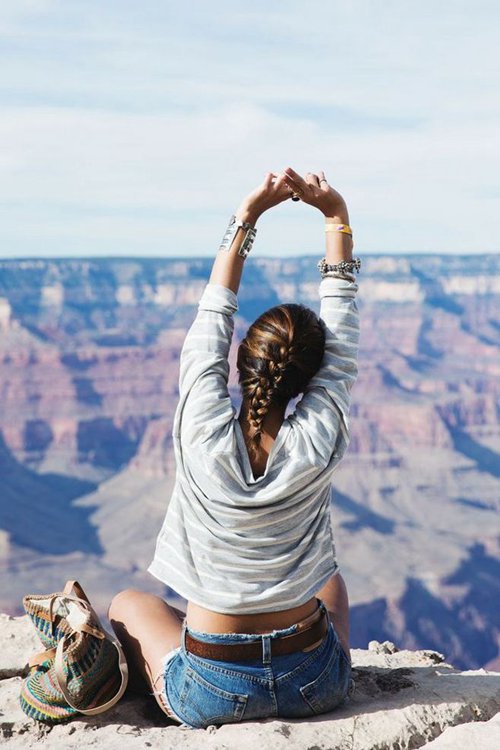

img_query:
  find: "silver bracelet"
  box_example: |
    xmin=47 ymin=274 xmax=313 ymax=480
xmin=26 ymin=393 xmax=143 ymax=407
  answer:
xmin=317 ymin=256 xmax=361 ymax=277
xmin=219 ymin=215 xmax=257 ymax=259
xmin=321 ymin=271 xmax=356 ymax=282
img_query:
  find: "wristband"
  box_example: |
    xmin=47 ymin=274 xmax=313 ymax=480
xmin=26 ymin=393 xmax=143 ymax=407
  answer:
xmin=324 ymin=223 xmax=353 ymax=236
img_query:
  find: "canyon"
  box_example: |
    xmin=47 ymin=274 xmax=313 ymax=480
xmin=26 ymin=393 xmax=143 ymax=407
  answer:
xmin=0 ymin=254 xmax=498 ymax=670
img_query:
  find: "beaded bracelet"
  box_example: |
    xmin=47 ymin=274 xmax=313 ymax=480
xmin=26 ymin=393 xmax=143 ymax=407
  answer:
xmin=317 ymin=257 xmax=361 ymax=277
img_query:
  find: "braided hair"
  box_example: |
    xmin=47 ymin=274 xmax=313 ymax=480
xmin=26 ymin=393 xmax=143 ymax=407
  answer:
xmin=237 ymin=303 xmax=326 ymax=462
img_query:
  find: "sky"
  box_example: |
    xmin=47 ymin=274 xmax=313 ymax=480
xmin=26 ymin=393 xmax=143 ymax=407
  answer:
xmin=0 ymin=0 xmax=498 ymax=258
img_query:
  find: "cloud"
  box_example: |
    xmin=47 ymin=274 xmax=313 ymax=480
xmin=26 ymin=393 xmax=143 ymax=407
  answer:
xmin=0 ymin=1 xmax=498 ymax=256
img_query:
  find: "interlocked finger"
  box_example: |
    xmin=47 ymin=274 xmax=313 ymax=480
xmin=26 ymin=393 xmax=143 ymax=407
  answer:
xmin=283 ymin=168 xmax=308 ymax=200
xmin=319 ymin=170 xmax=329 ymax=190
xmin=273 ymin=173 xmax=295 ymax=202
xmin=305 ymin=172 xmax=320 ymax=187
xmin=286 ymin=183 xmax=304 ymax=198
xmin=286 ymin=180 xmax=305 ymax=201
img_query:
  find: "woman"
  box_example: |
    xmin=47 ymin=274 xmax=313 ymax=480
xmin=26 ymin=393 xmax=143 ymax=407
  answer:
xmin=109 ymin=166 xmax=360 ymax=728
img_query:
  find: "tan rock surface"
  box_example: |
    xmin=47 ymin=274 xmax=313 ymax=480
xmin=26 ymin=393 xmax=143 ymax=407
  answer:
xmin=2 ymin=618 xmax=499 ymax=750
xmin=0 ymin=615 xmax=40 ymax=679
xmin=423 ymin=712 xmax=500 ymax=749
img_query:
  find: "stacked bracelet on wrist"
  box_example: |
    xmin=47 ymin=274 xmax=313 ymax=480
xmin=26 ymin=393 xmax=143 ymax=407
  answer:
xmin=317 ymin=256 xmax=361 ymax=278
xmin=219 ymin=215 xmax=257 ymax=259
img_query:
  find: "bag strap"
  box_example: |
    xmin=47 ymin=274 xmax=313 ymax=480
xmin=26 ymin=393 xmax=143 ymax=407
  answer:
xmin=46 ymin=583 xmax=88 ymax=623
xmin=54 ymin=581 xmax=128 ymax=715
xmin=63 ymin=580 xmax=90 ymax=603
xmin=47 ymin=582 xmax=106 ymax=640
xmin=54 ymin=630 xmax=129 ymax=716
xmin=29 ymin=647 xmax=57 ymax=668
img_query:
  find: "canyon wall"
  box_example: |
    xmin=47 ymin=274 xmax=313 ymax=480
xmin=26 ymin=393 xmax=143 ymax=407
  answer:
xmin=0 ymin=254 xmax=498 ymax=670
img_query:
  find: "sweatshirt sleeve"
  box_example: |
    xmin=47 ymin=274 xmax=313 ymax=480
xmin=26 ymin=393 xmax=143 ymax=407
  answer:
xmin=173 ymin=282 xmax=238 ymax=448
xmin=288 ymin=275 xmax=360 ymax=467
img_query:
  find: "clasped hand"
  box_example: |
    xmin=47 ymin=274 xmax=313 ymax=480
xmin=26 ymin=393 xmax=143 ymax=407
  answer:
xmin=236 ymin=167 xmax=349 ymax=225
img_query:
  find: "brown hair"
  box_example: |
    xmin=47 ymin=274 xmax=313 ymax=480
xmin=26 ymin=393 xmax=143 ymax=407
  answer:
xmin=237 ymin=303 xmax=326 ymax=461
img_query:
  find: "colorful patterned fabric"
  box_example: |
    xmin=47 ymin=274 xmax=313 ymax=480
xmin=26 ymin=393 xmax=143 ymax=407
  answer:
xmin=19 ymin=581 xmax=127 ymax=724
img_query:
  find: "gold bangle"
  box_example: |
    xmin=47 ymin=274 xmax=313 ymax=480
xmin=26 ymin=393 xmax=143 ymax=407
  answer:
xmin=325 ymin=224 xmax=353 ymax=236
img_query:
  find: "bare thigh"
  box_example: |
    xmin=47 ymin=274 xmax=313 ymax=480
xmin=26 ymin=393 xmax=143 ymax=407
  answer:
xmin=108 ymin=589 xmax=185 ymax=693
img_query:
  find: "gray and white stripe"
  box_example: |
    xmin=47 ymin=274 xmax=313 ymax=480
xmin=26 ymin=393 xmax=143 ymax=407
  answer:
xmin=148 ymin=275 xmax=359 ymax=614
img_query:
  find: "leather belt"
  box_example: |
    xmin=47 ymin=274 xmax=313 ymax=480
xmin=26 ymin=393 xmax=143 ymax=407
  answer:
xmin=184 ymin=606 xmax=329 ymax=662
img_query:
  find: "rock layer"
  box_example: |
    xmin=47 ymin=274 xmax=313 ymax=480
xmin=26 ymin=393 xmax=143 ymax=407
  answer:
xmin=0 ymin=255 xmax=499 ymax=670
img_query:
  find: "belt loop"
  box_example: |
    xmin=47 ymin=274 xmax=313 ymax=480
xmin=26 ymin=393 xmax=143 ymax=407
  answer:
xmin=318 ymin=598 xmax=327 ymax=618
xmin=262 ymin=635 xmax=271 ymax=665
xmin=181 ymin=621 xmax=188 ymax=653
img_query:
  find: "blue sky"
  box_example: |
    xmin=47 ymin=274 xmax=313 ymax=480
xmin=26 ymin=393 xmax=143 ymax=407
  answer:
xmin=0 ymin=0 xmax=498 ymax=257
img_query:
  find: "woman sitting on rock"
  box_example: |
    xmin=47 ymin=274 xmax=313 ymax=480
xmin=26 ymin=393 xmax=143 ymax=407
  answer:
xmin=109 ymin=166 xmax=360 ymax=728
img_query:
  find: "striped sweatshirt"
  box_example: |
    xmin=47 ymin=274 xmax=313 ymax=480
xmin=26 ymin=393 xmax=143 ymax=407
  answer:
xmin=148 ymin=275 xmax=360 ymax=614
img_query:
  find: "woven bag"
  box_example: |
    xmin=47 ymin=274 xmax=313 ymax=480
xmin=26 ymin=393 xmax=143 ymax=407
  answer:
xmin=20 ymin=580 xmax=128 ymax=723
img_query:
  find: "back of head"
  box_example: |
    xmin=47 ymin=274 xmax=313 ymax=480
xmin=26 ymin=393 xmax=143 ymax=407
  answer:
xmin=237 ymin=303 xmax=326 ymax=461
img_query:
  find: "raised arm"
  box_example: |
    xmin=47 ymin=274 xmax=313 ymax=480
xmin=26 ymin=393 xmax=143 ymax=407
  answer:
xmin=173 ymin=173 xmax=291 ymax=449
xmin=208 ymin=171 xmax=291 ymax=294
xmin=209 ymin=167 xmax=353 ymax=294
xmin=282 ymin=167 xmax=354 ymax=267
xmin=175 ymin=168 xmax=359 ymax=459
xmin=281 ymin=169 xmax=360 ymax=467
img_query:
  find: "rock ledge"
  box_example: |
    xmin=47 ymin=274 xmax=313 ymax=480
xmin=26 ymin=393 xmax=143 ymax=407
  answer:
xmin=1 ymin=614 xmax=499 ymax=749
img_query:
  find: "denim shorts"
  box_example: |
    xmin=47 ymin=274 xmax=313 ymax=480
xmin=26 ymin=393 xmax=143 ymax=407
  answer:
xmin=159 ymin=601 xmax=353 ymax=728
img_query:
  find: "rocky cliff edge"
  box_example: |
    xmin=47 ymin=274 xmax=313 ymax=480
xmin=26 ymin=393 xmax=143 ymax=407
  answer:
xmin=1 ymin=614 xmax=499 ymax=749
